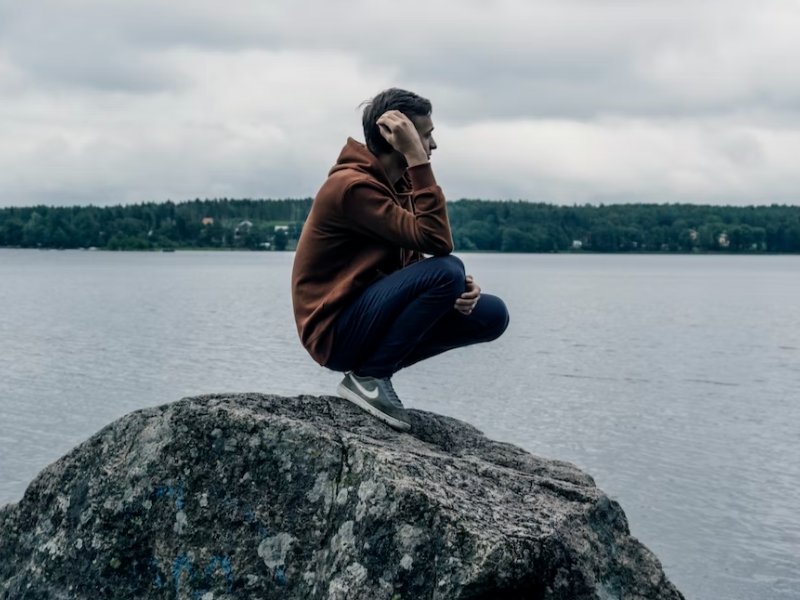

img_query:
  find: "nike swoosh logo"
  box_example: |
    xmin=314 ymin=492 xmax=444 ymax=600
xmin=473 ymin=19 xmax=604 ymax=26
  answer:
xmin=351 ymin=377 xmax=380 ymax=399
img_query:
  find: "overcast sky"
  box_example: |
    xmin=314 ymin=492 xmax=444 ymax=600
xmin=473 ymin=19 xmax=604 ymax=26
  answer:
xmin=1 ymin=0 xmax=799 ymax=207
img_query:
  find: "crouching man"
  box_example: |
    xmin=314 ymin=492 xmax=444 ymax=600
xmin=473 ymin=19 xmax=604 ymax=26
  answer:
xmin=291 ymin=88 xmax=509 ymax=431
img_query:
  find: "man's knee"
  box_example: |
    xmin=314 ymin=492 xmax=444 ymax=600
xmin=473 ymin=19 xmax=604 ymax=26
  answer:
xmin=430 ymin=254 xmax=465 ymax=279
xmin=481 ymin=295 xmax=510 ymax=341
xmin=423 ymin=254 xmax=466 ymax=295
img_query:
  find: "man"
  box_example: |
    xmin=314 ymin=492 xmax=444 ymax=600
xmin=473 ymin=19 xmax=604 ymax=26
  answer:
xmin=291 ymin=88 xmax=509 ymax=432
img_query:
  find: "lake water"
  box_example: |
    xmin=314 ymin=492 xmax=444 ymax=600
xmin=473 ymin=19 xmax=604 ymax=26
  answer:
xmin=1 ymin=249 xmax=798 ymax=600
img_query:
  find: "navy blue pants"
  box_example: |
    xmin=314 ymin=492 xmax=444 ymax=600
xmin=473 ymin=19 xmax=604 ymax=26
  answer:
xmin=326 ymin=255 xmax=509 ymax=378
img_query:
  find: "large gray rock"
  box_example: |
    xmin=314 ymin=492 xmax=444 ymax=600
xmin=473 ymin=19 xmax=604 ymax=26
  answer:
xmin=0 ymin=394 xmax=684 ymax=600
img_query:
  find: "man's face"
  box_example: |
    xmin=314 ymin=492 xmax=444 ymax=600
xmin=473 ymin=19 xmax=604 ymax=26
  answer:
xmin=412 ymin=115 xmax=437 ymax=160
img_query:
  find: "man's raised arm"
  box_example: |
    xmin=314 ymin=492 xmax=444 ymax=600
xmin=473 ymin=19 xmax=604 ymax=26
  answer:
xmin=342 ymin=166 xmax=453 ymax=256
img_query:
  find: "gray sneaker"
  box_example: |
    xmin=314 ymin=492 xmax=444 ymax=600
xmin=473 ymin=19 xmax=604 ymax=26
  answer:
xmin=336 ymin=372 xmax=411 ymax=432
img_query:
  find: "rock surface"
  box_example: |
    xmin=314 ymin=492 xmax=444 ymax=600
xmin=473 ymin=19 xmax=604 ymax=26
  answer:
xmin=0 ymin=393 xmax=684 ymax=599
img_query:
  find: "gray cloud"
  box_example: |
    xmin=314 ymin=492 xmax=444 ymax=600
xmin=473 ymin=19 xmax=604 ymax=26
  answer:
xmin=1 ymin=0 xmax=799 ymax=207
xmin=7 ymin=0 xmax=800 ymax=116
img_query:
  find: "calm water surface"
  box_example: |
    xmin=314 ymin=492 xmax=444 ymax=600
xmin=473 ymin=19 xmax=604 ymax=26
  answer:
xmin=1 ymin=249 xmax=798 ymax=600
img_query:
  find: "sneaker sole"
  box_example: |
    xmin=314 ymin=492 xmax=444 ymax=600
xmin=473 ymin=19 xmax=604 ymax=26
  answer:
xmin=336 ymin=382 xmax=411 ymax=432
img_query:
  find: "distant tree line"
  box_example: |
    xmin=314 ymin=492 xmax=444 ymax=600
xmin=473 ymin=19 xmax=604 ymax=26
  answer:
xmin=448 ymin=201 xmax=800 ymax=253
xmin=1 ymin=198 xmax=800 ymax=253
xmin=0 ymin=199 xmax=312 ymax=251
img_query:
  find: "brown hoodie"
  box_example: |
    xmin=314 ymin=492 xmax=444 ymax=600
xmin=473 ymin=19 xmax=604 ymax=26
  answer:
xmin=291 ymin=137 xmax=454 ymax=366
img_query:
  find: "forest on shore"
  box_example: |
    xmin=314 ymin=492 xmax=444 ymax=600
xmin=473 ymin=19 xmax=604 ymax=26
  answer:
xmin=1 ymin=198 xmax=800 ymax=253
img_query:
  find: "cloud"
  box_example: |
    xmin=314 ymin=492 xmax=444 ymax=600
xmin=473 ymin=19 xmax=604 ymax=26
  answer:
xmin=435 ymin=116 xmax=800 ymax=203
xmin=0 ymin=49 xmax=392 ymax=205
xmin=0 ymin=0 xmax=799 ymax=207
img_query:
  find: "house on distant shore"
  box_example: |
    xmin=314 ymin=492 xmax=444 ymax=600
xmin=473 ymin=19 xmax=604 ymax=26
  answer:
xmin=572 ymin=240 xmax=583 ymax=249
xmin=202 ymin=217 xmax=214 ymax=226
xmin=234 ymin=220 xmax=253 ymax=239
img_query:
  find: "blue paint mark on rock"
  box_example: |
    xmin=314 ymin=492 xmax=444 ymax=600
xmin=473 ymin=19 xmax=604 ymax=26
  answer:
xmin=175 ymin=485 xmax=185 ymax=511
xmin=221 ymin=556 xmax=234 ymax=591
xmin=151 ymin=558 xmax=164 ymax=588
xmin=276 ymin=567 xmax=287 ymax=586
xmin=153 ymin=483 xmax=185 ymax=511
xmin=173 ymin=554 xmax=193 ymax=594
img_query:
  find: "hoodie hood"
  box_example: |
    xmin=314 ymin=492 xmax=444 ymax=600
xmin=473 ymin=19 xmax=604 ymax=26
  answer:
xmin=329 ymin=137 xmax=412 ymax=196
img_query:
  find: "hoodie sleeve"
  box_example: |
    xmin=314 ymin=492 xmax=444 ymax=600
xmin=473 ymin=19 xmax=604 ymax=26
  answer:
xmin=402 ymin=249 xmax=426 ymax=267
xmin=341 ymin=163 xmax=454 ymax=256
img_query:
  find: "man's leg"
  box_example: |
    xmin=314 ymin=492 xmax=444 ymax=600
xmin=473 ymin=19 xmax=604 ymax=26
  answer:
xmin=328 ymin=255 xmax=467 ymax=431
xmin=327 ymin=255 xmax=467 ymax=375
xmin=394 ymin=293 xmax=509 ymax=371
xmin=328 ymin=255 xmax=509 ymax=431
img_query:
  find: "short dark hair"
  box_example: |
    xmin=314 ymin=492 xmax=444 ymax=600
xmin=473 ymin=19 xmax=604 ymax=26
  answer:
xmin=361 ymin=88 xmax=432 ymax=155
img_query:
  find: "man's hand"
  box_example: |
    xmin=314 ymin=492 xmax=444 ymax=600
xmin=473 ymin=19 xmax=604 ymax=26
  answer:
xmin=376 ymin=110 xmax=428 ymax=167
xmin=455 ymin=275 xmax=481 ymax=315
